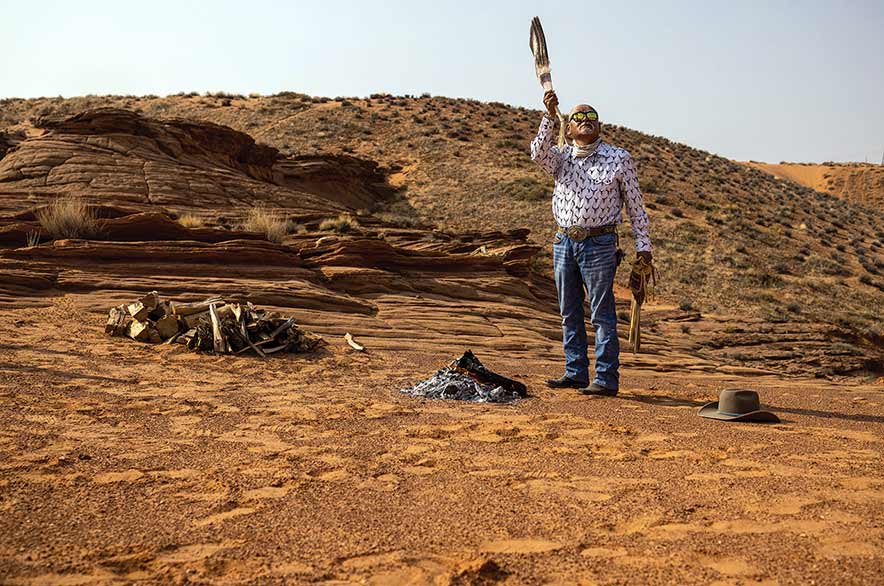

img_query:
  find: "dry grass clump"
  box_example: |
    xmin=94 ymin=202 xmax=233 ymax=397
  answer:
xmin=284 ymin=219 xmax=307 ymax=235
xmin=319 ymin=213 xmax=358 ymax=234
xmin=242 ymin=206 xmax=286 ymax=243
xmin=376 ymin=211 xmax=423 ymax=228
xmin=176 ymin=213 xmax=205 ymax=229
xmin=36 ymin=196 xmax=102 ymax=239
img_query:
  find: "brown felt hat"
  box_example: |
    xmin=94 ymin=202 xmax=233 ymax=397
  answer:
xmin=698 ymin=389 xmax=780 ymax=423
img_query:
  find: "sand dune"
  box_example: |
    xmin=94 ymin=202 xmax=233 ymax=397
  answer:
xmin=748 ymin=161 xmax=884 ymax=209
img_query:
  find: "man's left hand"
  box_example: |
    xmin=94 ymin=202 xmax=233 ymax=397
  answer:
xmin=630 ymin=252 xmax=655 ymax=305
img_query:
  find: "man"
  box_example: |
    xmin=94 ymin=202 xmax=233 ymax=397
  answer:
xmin=531 ymin=90 xmax=653 ymax=397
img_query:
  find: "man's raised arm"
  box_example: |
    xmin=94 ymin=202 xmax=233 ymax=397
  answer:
xmin=530 ymin=90 xmax=564 ymax=176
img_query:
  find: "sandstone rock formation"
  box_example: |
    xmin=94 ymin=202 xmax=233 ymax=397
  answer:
xmin=0 ymin=107 xmax=880 ymax=379
xmin=0 ymin=108 xmax=392 ymax=216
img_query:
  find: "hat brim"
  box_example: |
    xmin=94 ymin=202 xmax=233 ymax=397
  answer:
xmin=698 ymin=401 xmax=781 ymax=423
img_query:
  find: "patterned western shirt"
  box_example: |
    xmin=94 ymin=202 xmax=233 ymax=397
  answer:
xmin=530 ymin=115 xmax=652 ymax=252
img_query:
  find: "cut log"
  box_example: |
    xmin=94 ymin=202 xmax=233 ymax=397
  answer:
xmin=261 ymin=343 xmax=290 ymax=354
xmin=238 ymin=317 xmax=266 ymax=358
xmin=105 ymin=304 xmax=130 ymax=336
xmin=177 ymin=328 xmax=196 ymax=345
xmin=148 ymin=300 xmax=170 ymax=321
xmin=127 ymin=320 xmax=153 ymax=342
xmin=170 ymin=297 xmax=224 ymax=317
xmin=266 ymin=317 xmax=295 ymax=341
xmin=155 ymin=315 xmax=181 ymax=340
xmin=127 ymin=291 xmax=160 ymax=321
xmin=209 ymin=303 xmax=226 ymax=353
xmin=163 ymin=331 xmax=183 ymax=345
xmin=182 ymin=310 xmax=209 ymax=329
xmin=127 ymin=302 xmax=149 ymax=322
xmin=215 ymin=304 xmax=238 ymax=323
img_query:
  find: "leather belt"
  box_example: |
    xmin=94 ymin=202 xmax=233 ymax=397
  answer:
xmin=556 ymin=224 xmax=616 ymax=241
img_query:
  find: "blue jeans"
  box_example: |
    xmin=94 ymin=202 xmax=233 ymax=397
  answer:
xmin=553 ymin=232 xmax=620 ymax=389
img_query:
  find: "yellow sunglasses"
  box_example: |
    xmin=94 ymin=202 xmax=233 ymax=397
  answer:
xmin=570 ymin=111 xmax=598 ymax=122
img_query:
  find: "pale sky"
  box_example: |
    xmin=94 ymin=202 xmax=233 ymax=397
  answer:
xmin=2 ymin=0 xmax=882 ymax=164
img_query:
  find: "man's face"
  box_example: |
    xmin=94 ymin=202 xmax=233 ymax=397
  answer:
xmin=568 ymin=104 xmax=600 ymax=143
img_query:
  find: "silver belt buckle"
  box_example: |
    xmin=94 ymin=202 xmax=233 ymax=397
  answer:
xmin=566 ymin=226 xmax=587 ymax=241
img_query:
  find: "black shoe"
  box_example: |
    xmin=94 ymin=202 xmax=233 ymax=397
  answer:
xmin=546 ymin=375 xmax=588 ymax=389
xmin=579 ymin=383 xmax=618 ymax=397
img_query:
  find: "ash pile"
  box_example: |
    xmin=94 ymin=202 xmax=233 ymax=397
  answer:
xmin=401 ymin=350 xmax=527 ymax=404
xmin=106 ymin=291 xmax=323 ymax=356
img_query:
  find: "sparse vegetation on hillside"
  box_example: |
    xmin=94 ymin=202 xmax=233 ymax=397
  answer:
xmin=1 ymin=92 xmax=882 ymax=375
xmin=506 ymin=177 xmax=554 ymax=201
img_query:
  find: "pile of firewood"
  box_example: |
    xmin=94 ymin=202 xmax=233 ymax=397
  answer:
xmin=106 ymin=291 xmax=323 ymax=356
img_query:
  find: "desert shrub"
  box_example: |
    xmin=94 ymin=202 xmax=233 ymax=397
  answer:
xmin=773 ymin=262 xmax=792 ymax=275
xmin=748 ymin=270 xmax=781 ymax=287
xmin=808 ymin=257 xmax=852 ymax=277
xmin=678 ymin=299 xmax=693 ymax=311
xmin=829 ymin=342 xmax=863 ymax=356
xmin=36 ymin=196 xmax=102 ymax=239
xmin=205 ymin=91 xmax=243 ymax=99
xmin=242 ymin=206 xmax=286 ymax=243
xmin=670 ymin=208 xmax=684 ymax=218
xmin=319 ymin=213 xmax=358 ymax=233
xmin=285 ymin=219 xmax=307 ymax=234
xmin=177 ymin=213 xmax=205 ymax=229
xmin=377 ymin=212 xmax=422 ymax=228
xmin=496 ymin=139 xmax=522 ymax=150
xmin=765 ymin=309 xmax=791 ymax=323
xmin=642 ymin=178 xmax=661 ymax=194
